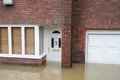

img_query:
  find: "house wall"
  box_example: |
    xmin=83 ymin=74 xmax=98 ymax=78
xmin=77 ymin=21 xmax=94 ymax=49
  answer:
xmin=0 ymin=0 xmax=72 ymax=67
xmin=0 ymin=56 xmax=46 ymax=65
xmin=73 ymin=0 xmax=120 ymax=63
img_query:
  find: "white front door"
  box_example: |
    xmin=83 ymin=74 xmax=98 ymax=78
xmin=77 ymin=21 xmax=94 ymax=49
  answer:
xmin=47 ymin=30 xmax=62 ymax=61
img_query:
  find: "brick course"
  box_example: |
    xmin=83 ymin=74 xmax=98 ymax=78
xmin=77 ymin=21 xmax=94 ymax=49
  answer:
xmin=0 ymin=56 xmax=46 ymax=66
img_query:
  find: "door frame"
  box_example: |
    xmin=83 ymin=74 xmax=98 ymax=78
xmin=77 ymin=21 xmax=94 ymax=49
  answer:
xmin=44 ymin=26 xmax=62 ymax=61
xmin=86 ymin=30 xmax=120 ymax=63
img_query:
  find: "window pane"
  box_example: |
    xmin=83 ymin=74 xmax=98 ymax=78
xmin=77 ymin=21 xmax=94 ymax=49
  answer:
xmin=58 ymin=38 xmax=61 ymax=48
xmin=39 ymin=27 xmax=43 ymax=54
xmin=0 ymin=27 xmax=8 ymax=54
xmin=12 ymin=27 xmax=21 ymax=54
xmin=25 ymin=27 xmax=35 ymax=55
xmin=51 ymin=38 xmax=54 ymax=48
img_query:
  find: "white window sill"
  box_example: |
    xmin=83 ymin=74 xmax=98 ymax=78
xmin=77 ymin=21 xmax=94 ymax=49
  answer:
xmin=0 ymin=53 xmax=46 ymax=59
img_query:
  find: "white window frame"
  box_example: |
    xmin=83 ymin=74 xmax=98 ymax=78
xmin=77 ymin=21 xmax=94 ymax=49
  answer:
xmin=0 ymin=25 xmax=45 ymax=59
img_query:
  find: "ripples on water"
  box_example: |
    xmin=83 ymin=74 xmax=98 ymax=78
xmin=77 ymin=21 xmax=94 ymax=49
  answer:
xmin=0 ymin=62 xmax=120 ymax=80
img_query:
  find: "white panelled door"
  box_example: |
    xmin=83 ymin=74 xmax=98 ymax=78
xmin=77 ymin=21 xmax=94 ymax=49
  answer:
xmin=48 ymin=33 xmax=61 ymax=61
xmin=46 ymin=27 xmax=62 ymax=61
xmin=87 ymin=32 xmax=120 ymax=64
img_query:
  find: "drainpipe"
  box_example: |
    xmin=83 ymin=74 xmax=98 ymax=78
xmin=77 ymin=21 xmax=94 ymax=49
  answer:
xmin=70 ymin=0 xmax=74 ymax=68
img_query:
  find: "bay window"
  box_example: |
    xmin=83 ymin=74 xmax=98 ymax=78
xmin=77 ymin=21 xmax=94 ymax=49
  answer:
xmin=0 ymin=25 xmax=44 ymax=58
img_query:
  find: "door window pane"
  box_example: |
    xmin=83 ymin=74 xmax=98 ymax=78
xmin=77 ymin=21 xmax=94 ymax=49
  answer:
xmin=51 ymin=38 xmax=54 ymax=48
xmin=59 ymin=38 xmax=61 ymax=48
xmin=52 ymin=31 xmax=60 ymax=34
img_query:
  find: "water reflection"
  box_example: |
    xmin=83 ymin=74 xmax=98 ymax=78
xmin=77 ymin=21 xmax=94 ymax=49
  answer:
xmin=0 ymin=61 xmax=61 ymax=80
xmin=0 ymin=62 xmax=120 ymax=80
xmin=0 ymin=65 xmax=42 ymax=80
xmin=0 ymin=70 xmax=40 ymax=80
xmin=85 ymin=63 xmax=120 ymax=80
xmin=43 ymin=61 xmax=61 ymax=80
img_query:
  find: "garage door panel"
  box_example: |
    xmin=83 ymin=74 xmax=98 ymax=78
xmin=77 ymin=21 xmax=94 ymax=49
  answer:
xmin=106 ymin=48 xmax=120 ymax=63
xmin=88 ymin=53 xmax=104 ymax=63
xmin=88 ymin=47 xmax=101 ymax=54
xmin=107 ymin=36 xmax=120 ymax=47
xmin=88 ymin=47 xmax=103 ymax=63
xmin=88 ymin=35 xmax=102 ymax=47
xmin=87 ymin=33 xmax=120 ymax=64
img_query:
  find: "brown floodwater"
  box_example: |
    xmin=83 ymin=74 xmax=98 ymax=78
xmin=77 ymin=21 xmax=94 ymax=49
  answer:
xmin=0 ymin=61 xmax=120 ymax=80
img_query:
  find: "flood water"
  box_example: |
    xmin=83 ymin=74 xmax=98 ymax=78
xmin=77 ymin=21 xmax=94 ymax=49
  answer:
xmin=0 ymin=62 xmax=120 ymax=80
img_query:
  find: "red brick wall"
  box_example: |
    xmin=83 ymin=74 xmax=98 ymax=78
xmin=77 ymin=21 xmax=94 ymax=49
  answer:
xmin=0 ymin=0 xmax=72 ymax=67
xmin=0 ymin=56 xmax=46 ymax=66
xmin=73 ymin=0 xmax=120 ymax=63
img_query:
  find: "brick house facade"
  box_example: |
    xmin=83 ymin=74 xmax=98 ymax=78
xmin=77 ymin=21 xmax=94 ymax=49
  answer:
xmin=0 ymin=0 xmax=120 ymax=67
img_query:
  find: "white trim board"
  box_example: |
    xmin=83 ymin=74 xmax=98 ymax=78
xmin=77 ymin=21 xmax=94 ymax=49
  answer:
xmin=0 ymin=53 xmax=46 ymax=59
xmin=87 ymin=30 xmax=120 ymax=34
xmin=0 ymin=25 xmax=39 ymax=27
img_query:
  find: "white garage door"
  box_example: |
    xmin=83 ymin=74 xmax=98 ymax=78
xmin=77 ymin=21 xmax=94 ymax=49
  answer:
xmin=86 ymin=31 xmax=120 ymax=64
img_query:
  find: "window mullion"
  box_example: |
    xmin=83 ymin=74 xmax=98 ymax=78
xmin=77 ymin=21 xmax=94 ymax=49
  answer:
xmin=21 ymin=26 xmax=25 ymax=56
xmin=35 ymin=26 xmax=39 ymax=56
xmin=8 ymin=26 xmax=12 ymax=55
